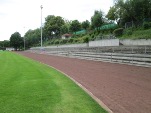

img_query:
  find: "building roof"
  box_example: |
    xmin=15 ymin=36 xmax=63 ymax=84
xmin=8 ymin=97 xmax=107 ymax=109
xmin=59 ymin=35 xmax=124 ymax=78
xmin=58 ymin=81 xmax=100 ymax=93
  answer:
xmin=62 ymin=34 xmax=72 ymax=37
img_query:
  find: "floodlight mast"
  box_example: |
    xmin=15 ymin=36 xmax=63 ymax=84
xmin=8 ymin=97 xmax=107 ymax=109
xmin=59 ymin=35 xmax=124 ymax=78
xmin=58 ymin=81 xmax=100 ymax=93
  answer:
xmin=24 ymin=27 xmax=25 ymax=51
xmin=40 ymin=5 xmax=43 ymax=47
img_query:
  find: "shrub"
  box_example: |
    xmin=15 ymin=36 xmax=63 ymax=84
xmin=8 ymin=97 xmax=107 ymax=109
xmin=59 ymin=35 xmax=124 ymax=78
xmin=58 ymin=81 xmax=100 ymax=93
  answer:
xmin=77 ymin=38 xmax=84 ymax=43
xmin=62 ymin=39 xmax=68 ymax=44
xmin=73 ymin=38 xmax=79 ymax=43
xmin=143 ymin=22 xmax=150 ymax=29
xmin=59 ymin=40 xmax=63 ymax=44
xmin=126 ymin=30 xmax=133 ymax=36
xmin=83 ymin=36 xmax=90 ymax=43
xmin=68 ymin=38 xmax=74 ymax=43
xmin=124 ymin=28 xmax=133 ymax=36
xmin=48 ymin=42 xmax=51 ymax=45
xmin=54 ymin=40 xmax=59 ymax=45
xmin=50 ymin=40 xmax=55 ymax=45
xmin=149 ymin=22 xmax=151 ymax=27
xmin=91 ymin=34 xmax=94 ymax=39
xmin=90 ymin=37 xmax=96 ymax=41
xmin=113 ymin=28 xmax=124 ymax=37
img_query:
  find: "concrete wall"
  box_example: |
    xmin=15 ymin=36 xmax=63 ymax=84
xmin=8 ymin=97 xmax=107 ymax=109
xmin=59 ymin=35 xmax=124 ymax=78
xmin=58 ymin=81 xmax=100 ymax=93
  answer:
xmin=30 ymin=39 xmax=151 ymax=50
xmin=31 ymin=39 xmax=119 ymax=50
xmin=89 ymin=39 xmax=119 ymax=47
xmin=120 ymin=39 xmax=151 ymax=46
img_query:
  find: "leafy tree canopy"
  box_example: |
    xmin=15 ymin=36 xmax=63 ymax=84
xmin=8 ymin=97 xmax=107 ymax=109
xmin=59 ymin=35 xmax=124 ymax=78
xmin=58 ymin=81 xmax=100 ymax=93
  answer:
xmin=107 ymin=0 xmax=151 ymax=26
xmin=0 ymin=40 xmax=10 ymax=48
xmin=69 ymin=20 xmax=81 ymax=33
xmin=10 ymin=32 xmax=23 ymax=50
xmin=25 ymin=28 xmax=41 ymax=47
xmin=82 ymin=20 xmax=90 ymax=30
xmin=44 ymin=15 xmax=65 ymax=38
xmin=91 ymin=10 xmax=104 ymax=29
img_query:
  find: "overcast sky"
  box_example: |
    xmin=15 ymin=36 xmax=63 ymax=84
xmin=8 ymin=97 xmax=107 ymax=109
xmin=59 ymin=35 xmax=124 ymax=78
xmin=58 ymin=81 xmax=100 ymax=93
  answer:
xmin=0 ymin=0 xmax=113 ymax=41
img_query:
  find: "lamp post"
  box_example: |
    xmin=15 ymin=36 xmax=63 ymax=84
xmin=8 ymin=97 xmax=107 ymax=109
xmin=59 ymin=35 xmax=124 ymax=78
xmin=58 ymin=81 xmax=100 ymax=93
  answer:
xmin=40 ymin=5 xmax=43 ymax=47
xmin=24 ymin=27 xmax=25 ymax=50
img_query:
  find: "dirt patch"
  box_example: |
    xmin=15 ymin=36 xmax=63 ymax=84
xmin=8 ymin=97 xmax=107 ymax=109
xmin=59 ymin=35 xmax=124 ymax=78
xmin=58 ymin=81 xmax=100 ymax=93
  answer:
xmin=18 ymin=52 xmax=151 ymax=113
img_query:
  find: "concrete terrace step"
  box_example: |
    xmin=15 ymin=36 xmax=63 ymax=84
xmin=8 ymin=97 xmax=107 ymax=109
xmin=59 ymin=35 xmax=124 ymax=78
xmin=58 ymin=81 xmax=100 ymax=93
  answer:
xmin=29 ymin=45 xmax=151 ymax=67
xmin=32 ymin=45 xmax=151 ymax=54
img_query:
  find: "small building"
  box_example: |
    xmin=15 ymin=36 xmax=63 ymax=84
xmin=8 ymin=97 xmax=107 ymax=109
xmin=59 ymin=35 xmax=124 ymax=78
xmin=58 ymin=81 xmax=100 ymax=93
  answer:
xmin=62 ymin=34 xmax=72 ymax=39
xmin=6 ymin=48 xmax=14 ymax=51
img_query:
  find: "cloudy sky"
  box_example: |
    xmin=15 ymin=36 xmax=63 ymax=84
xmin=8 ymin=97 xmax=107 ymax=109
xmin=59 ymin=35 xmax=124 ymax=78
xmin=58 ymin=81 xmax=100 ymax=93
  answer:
xmin=0 ymin=0 xmax=113 ymax=41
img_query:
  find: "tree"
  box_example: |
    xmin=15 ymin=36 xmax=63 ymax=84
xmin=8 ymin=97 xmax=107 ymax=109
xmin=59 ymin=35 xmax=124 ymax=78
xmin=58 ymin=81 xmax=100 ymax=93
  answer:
xmin=82 ymin=20 xmax=90 ymax=30
xmin=44 ymin=15 xmax=65 ymax=38
xmin=25 ymin=28 xmax=41 ymax=47
xmin=0 ymin=40 xmax=10 ymax=48
xmin=3 ymin=40 xmax=10 ymax=47
xmin=61 ymin=24 xmax=69 ymax=34
xmin=0 ymin=41 xmax=2 ymax=47
xmin=110 ymin=0 xmax=151 ymax=26
xmin=91 ymin=10 xmax=104 ymax=29
xmin=69 ymin=20 xmax=81 ymax=33
xmin=10 ymin=32 xmax=23 ymax=50
xmin=106 ymin=6 xmax=118 ymax=22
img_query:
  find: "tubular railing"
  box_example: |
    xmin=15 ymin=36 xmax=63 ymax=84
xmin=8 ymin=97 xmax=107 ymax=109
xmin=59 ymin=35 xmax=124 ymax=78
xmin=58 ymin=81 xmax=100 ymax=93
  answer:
xmin=29 ymin=45 xmax=151 ymax=67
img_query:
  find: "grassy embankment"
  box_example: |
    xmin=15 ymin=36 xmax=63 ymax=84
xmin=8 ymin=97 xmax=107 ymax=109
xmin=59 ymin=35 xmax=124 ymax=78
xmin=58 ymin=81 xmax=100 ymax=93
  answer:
xmin=42 ymin=28 xmax=151 ymax=47
xmin=121 ymin=28 xmax=151 ymax=39
xmin=0 ymin=51 xmax=107 ymax=113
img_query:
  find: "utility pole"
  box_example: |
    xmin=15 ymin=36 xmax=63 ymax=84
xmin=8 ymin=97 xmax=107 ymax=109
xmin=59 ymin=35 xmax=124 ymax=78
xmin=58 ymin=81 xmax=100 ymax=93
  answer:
xmin=24 ymin=27 xmax=25 ymax=50
xmin=40 ymin=5 xmax=43 ymax=47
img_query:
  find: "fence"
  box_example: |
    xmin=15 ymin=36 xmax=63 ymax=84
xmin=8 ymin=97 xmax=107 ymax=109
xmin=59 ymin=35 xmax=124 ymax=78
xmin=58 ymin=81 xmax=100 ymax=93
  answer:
xmin=29 ymin=45 xmax=151 ymax=67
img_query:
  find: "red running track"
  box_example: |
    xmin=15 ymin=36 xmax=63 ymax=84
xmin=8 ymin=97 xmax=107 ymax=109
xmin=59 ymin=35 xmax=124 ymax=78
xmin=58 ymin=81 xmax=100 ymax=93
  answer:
xmin=18 ymin=52 xmax=151 ymax=113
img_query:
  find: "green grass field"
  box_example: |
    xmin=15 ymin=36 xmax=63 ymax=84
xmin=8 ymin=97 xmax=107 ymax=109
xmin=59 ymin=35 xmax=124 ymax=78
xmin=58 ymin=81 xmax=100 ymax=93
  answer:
xmin=0 ymin=51 xmax=107 ymax=113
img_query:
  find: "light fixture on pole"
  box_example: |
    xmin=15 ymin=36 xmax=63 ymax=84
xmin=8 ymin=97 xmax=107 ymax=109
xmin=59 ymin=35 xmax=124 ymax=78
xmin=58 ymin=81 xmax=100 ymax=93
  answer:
xmin=40 ymin=5 xmax=43 ymax=47
xmin=24 ymin=27 xmax=25 ymax=50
